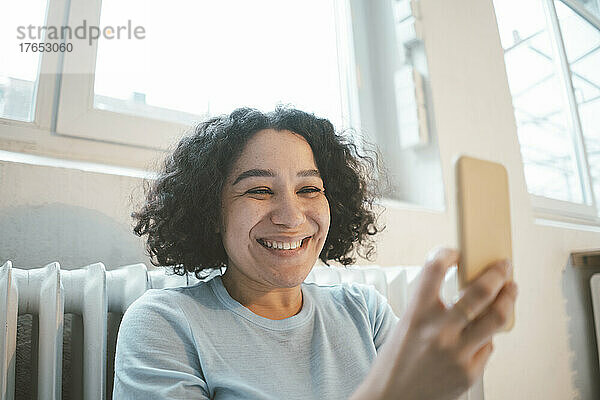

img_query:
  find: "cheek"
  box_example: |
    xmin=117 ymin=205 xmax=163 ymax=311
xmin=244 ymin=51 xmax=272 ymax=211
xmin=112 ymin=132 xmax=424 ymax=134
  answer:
xmin=314 ymin=197 xmax=331 ymax=233
xmin=222 ymin=202 xmax=263 ymax=242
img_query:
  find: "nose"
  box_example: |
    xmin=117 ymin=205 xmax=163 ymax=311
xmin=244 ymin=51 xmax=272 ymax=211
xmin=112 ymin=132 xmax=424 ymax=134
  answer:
xmin=270 ymin=192 xmax=306 ymax=228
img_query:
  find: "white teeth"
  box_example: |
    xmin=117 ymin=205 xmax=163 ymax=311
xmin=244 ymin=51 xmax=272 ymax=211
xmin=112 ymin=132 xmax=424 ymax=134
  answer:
xmin=260 ymin=239 xmax=304 ymax=250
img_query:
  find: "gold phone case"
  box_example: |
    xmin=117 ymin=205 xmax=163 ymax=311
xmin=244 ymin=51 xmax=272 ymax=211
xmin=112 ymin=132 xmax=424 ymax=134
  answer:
xmin=456 ymin=156 xmax=514 ymax=331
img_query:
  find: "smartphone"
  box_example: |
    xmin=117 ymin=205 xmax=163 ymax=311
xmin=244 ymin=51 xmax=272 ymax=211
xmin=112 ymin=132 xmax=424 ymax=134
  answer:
xmin=456 ymin=156 xmax=514 ymax=331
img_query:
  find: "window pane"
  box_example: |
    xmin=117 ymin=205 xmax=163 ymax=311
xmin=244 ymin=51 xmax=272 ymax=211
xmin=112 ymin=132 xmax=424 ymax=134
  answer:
xmin=556 ymin=0 xmax=600 ymax=207
xmin=494 ymin=0 xmax=584 ymax=203
xmin=0 ymin=0 xmax=48 ymax=122
xmin=572 ymin=0 xmax=600 ymax=20
xmin=93 ymin=0 xmax=345 ymax=126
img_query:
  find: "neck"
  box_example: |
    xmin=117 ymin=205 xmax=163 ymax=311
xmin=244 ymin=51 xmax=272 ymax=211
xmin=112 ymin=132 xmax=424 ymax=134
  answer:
xmin=220 ymin=269 xmax=303 ymax=320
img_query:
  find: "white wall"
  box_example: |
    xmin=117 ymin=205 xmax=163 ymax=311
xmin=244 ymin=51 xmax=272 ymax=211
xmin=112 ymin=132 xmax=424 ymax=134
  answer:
xmin=369 ymin=0 xmax=600 ymax=399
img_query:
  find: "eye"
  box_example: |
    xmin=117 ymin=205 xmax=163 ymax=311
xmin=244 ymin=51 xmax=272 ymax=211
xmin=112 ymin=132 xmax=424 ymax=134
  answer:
xmin=297 ymin=187 xmax=324 ymax=197
xmin=245 ymin=187 xmax=273 ymax=197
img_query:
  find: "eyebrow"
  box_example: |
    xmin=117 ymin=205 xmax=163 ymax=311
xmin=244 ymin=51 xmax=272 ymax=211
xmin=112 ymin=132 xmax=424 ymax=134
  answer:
xmin=232 ymin=168 xmax=321 ymax=185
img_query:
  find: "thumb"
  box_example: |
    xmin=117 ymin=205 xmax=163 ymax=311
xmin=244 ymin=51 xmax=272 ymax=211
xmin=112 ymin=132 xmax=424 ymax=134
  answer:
xmin=414 ymin=247 xmax=459 ymax=307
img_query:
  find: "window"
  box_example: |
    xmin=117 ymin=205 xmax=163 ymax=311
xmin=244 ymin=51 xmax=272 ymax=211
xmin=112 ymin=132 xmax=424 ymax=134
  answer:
xmin=1 ymin=0 xmax=445 ymax=210
xmin=351 ymin=0 xmax=444 ymax=209
xmin=494 ymin=0 xmax=600 ymax=221
xmin=56 ymin=0 xmax=357 ymax=149
xmin=557 ymin=0 xmax=600 ymax=214
xmin=0 ymin=0 xmax=49 ymax=121
xmin=573 ymin=0 xmax=600 ymax=18
xmin=93 ymin=0 xmax=345 ymax=127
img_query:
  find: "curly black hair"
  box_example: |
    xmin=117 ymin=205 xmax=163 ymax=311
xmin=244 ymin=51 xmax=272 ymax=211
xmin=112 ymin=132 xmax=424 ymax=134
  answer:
xmin=132 ymin=106 xmax=384 ymax=278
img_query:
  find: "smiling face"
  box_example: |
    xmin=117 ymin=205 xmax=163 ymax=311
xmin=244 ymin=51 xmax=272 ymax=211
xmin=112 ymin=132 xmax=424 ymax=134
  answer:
xmin=220 ymin=129 xmax=330 ymax=290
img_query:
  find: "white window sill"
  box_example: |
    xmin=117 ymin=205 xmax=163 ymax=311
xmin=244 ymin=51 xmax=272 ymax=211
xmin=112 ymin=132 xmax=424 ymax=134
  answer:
xmin=534 ymin=215 xmax=600 ymax=232
xmin=0 ymin=150 xmax=156 ymax=179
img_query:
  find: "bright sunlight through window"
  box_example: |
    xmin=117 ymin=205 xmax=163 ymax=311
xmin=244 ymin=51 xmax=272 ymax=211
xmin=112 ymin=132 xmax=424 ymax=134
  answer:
xmin=93 ymin=0 xmax=346 ymax=127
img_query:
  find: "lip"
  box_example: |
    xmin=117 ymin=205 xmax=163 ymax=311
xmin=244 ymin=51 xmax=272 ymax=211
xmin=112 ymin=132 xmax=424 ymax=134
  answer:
xmin=256 ymin=235 xmax=312 ymax=242
xmin=255 ymin=236 xmax=312 ymax=256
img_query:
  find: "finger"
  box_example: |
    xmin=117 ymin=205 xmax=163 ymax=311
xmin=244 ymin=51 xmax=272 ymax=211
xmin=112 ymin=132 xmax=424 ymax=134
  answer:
xmin=415 ymin=247 xmax=459 ymax=307
xmin=450 ymin=259 xmax=511 ymax=330
xmin=460 ymin=281 xmax=518 ymax=357
xmin=467 ymin=340 xmax=494 ymax=385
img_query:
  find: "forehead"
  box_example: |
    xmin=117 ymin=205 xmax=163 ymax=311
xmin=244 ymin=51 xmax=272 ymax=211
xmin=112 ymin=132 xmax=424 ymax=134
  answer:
xmin=231 ymin=129 xmax=318 ymax=172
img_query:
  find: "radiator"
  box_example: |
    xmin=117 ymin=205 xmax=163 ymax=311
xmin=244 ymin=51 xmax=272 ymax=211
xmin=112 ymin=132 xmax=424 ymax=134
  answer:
xmin=0 ymin=261 xmax=482 ymax=400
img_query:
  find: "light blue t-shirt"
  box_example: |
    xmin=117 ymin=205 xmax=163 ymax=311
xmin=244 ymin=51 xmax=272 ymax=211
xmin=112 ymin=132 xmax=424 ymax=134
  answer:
xmin=113 ymin=274 xmax=399 ymax=400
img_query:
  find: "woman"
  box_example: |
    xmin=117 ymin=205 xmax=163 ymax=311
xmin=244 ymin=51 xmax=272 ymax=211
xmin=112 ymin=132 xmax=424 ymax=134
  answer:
xmin=113 ymin=107 xmax=517 ymax=399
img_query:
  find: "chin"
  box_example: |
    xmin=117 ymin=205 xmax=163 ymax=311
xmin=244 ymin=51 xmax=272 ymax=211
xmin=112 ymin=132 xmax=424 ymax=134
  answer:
xmin=266 ymin=268 xmax=312 ymax=288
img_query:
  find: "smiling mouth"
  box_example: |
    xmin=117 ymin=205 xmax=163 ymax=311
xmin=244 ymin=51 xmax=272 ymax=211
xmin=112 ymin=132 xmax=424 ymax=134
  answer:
xmin=256 ymin=237 xmax=311 ymax=251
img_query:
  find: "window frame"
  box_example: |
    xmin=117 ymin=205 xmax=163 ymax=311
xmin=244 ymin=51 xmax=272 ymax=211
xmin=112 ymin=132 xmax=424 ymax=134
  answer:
xmin=0 ymin=0 xmax=67 ymax=132
xmin=497 ymin=0 xmax=600 ymax=223
xmin=54 ymin=0 xmax=361 ymax=150
xmin=545 ymin=0 xmax=599 ymax=221
xmin=0 ymin=0 xmax=164 ymax=169
xmin=0 ymin=0 xmax=366 ymax=168
xmin=54 ymin=0 xmax=186 ymax=150
xmin=545 ymin=0 xmax=597 ymax=216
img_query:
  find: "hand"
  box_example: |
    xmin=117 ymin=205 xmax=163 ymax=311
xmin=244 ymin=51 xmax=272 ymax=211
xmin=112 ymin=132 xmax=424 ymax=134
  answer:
xmin=350 ymin=248 xmax=518 ymax=400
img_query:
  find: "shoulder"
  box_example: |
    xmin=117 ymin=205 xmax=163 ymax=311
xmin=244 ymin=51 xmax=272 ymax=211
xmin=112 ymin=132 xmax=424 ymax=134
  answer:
xmin=120 ymin=279 xmax=213 ymax=331
xmin=118 ymin=289 xmax=184 ymax=341
xmin=116 ymin=281 xmax=219 ymax=359
xmin=113 ymin=284 xmax=211 ymax=398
